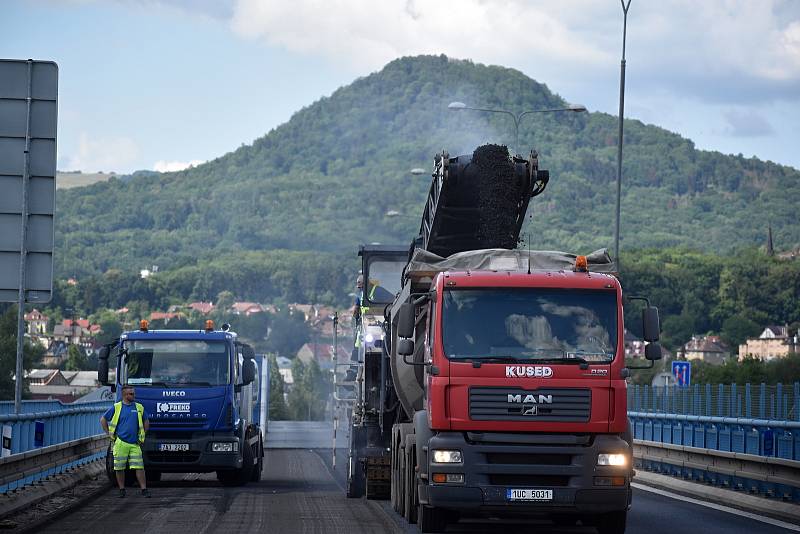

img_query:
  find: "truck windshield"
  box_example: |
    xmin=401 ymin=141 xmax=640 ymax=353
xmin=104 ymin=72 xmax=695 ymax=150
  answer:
xmin=442 ymin=288 xmax=618 ymax=363
xmin=123 ymin=340 xmax=230 ymax=386
xmin=365 ymin=258 xmax=405 ymax=304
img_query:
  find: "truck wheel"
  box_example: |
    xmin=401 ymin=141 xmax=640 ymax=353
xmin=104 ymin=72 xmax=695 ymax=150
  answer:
xmin=417 ymin=504 xmax=447 ymax=533
xmin=390 ymin=427 xmax=401 ymax=511
xmin=594 ymin=510 xmax=627 ymax=534
xmin=217 ymin=438 xmax=254 ymax=487
xmin=403 ymin=435 xmax=417 ymax=524
xmin=250 ymin=434 xmax=263 ymax=482
xmin=105 ymin=443 xmax=115 ymax=485
xmin=346 ymin=454 xmax=364 ymax=497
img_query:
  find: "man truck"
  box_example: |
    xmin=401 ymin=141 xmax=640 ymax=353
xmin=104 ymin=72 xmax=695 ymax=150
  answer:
xmin=341 ymin=145 xmax=661 ymax=533
xmin=98 ymin=320 xmax=264 ymax=486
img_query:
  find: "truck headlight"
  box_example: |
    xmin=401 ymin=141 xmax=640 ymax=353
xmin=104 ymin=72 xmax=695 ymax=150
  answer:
xmin=597 ymin=453 xmax=627 ymax=466
xmin=211 ymin=442 xmax=238 ymax=452
xmin=432 ymin=450 xmax=462 ymax=463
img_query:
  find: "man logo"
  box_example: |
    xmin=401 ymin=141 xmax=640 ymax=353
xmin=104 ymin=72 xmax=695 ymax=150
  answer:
xmin=522 ymin=405 xmax=538 ymax=416
xmin=507 ymin=394 xmax=553 ymax=404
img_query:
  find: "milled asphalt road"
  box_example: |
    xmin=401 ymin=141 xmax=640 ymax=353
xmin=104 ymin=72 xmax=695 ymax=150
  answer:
xmin=32 ymin=421 xmax=800 ymax=533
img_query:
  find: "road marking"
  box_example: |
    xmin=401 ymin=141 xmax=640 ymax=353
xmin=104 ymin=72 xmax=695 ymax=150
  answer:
xmin=632 ymin=483 xmax=800 ymax=532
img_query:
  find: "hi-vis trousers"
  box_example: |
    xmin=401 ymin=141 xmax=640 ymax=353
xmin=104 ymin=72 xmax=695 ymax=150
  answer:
xmin=113 ymin=438 xmax=144 ymax=471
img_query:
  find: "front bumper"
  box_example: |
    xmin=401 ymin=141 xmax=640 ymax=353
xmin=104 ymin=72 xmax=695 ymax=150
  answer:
xmin=420 ymin=432 xmax=632 ymax=516
xmin=143 ymin=431 xmax=242 ymax=472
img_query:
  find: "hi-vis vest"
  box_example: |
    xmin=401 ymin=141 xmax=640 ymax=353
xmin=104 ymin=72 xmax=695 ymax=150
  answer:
xmin=109 ymin=401 xmax=146 ymax=444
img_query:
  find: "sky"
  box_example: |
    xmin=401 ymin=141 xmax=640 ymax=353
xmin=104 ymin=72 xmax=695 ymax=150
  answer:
xmin=3 ymin=0 xmax=799 ymax=173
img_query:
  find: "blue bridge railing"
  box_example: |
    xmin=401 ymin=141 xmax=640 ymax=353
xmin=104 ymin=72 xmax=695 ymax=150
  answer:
xmin=627 ymin=383 xmax=800 ymax=460
xmin=627 ymin=382 xmax=800 ymax=421
xmin=0 ymin=400 xmax=111 ymax=455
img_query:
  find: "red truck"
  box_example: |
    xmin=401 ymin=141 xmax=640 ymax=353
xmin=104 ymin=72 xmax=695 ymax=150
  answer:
xmin=342 ymin=145 xmax=661 ymax=533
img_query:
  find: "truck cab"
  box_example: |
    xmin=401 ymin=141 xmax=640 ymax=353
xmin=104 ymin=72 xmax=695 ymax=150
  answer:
xmin=390 ymin=252 xmax=661 ymax=533
xmin=98 ymin=320 xmax=264 ymax=486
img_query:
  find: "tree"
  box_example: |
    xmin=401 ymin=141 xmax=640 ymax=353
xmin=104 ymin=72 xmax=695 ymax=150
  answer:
xmin=63 ymin=344 xmax=89 ymax=371
xmin=96 ymin=317 xmax=123 ymax=345
xmin=721 ymin=313 xmax=761 ymax=351
xmin=0 ymin=305 xmax=44 ymax=400
xmin=287 ymin=358 xmax=329 ymax=421
xmin=263 ymin=308 xmax=311 ymax=358
xmin=267 ymin=355 xmax=289 ymax=420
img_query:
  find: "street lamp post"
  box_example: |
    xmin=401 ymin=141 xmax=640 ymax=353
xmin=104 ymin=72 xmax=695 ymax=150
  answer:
xmin=615 ymin=0 xmax=632 ymax=272
xmin=448 ymin=101 xmax=586 ymax=155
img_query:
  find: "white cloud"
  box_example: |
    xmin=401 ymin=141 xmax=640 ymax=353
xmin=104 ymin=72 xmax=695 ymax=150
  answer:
xmin=230 ymin=0 xmax=610 ymax=72
xmin=153 ymin=159 xmax=206 ymax=172
xmin=62 ymin=133 xmax=140 ymax=173
xmin=227 ymin=0 xmax=800 ymax=105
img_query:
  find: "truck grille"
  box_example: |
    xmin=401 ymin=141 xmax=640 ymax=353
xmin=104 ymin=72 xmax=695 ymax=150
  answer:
xmin=149 ymin=417 xmax=207 ymax=428
xmin=485 ymin=453 xmax=572 ymax=465
xmin=489 ymin=474 xmax=571 ymax=487
xmin=469 ymin=387 xmax=591 ymax=422
xmin=147 ymin=451 xmax=201 ymax=463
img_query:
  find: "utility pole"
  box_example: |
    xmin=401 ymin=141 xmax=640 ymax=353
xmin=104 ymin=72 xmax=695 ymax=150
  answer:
xmin=614 ymin=0 xmax=632 ymax=273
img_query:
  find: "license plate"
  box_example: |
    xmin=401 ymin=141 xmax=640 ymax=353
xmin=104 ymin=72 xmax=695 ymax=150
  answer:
xmin=506 ymin=488 xmax=553 ymax=501
xmin=159 ymin=443 xmax=189 ymax=452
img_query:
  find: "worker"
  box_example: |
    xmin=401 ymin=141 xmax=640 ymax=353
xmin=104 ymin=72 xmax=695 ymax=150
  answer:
xmin=100 ymin=385 xmax=151 ymax=498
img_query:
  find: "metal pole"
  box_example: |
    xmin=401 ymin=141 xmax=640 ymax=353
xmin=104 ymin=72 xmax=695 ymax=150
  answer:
xmin=15 ymin=60 xmax=35 ymax=414
xmin=332 ymin=312 xmax=338 ymax=466
xmin=614 ymin=0 xmax=632 ymax=273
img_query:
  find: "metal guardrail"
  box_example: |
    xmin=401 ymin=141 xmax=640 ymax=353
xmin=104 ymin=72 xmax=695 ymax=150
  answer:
xmin=633 ymin=439 xmax=800 ymax=503
xmin=0 ymin=434 xmax=107 ymax=493
xmin=629 ymin=411 xmax=800 ymax=460
xmin=0 ymin=401 xmax=111 ymax=455
xmin=628 ymin=382 xmax=800 ymax=421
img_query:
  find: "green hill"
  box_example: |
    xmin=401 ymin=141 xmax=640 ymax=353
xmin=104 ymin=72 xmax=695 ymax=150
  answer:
xmin=55 ymin=55 xmax=800 ymax=305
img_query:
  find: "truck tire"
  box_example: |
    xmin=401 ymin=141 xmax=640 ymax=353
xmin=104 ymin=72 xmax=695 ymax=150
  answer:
xmin=403 ymin=435 xmax=417 ymax=524
xmin=250 ymin=434 xmax=263 ymax=482
xmin=217 ymin=437 xmax=254 ymax=487
xmin=347 ymin=425 xmax=366 ymax=498
xmin=594 ymin=510 xmax=627 ymax=534
xmin=105 ymin=443 xmax=115 ymax=485
xmin=390 ymin=426 xmax=401 ymax=511
xmin=346 ymin=453 xmax=364 ymax=497
xmin=417 ymin=504 xmax=447 ymax=533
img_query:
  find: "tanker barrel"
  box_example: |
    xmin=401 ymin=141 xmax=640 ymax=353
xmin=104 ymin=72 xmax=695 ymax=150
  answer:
xmin=418 ymin=144 xmax=548 ymax=257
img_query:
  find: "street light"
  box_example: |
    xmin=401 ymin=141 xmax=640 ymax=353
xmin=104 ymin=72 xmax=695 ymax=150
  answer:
xmin=448 ymin=101 xmax=587 ymax=154
xmin=614 ymin=0 xmax=633 ymax=273
xmin=409 ymin=168 xmax=426 ymax=176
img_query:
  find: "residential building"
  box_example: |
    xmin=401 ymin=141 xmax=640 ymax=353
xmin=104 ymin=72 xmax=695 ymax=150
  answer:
xmin=679 ymin=335 xmax=730 ymax=365
xmin=623 ymin=329 xmax=645 ymax=359
xmin=188 ymin=301 xmax=215 ymax=314
xmin=231 ymin=302 xmax=264 ymax=316
xmin=24 ymin=309 xmax=48 ymax=334
xmin=739 ymin=325 xmax=800 ymax=361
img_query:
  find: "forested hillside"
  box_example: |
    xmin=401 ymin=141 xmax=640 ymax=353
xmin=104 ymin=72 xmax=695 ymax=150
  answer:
xmin=56 ymin=55 xmax=800 ymax=305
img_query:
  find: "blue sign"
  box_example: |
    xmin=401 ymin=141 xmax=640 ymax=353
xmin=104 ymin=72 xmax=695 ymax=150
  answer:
xmin=672 ymin=361 xmax=691 ymax=387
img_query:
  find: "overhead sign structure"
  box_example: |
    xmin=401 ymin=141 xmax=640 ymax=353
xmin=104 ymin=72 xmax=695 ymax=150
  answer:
xmin=0 ymin=59 xmax=58 ymax=304
xmin=671 ymin=360 xmax=691 ymax=387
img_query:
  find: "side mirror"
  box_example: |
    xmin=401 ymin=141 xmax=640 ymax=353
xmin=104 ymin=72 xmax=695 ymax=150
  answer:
xmin=397 ymin=303 xmax=415 ymax=339
xmin=242 ymin=358 xmax=256 ymax=385
xmin=98 ymin=346 xmax=110 ymax=385
xmin=397 ymin=338 xmax=414 ymax=356
xmin=642 ymin=306 xmax=661 ymax=342
xmin=645 ymin=342 xmax=662 ymax=361
xmin=241 ymin=344 xmax=256 ymax=360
